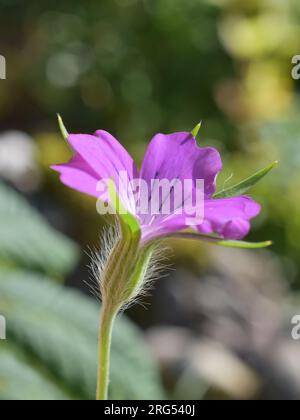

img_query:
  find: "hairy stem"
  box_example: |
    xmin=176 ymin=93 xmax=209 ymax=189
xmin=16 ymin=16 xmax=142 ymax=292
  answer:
xmin=96 ymin=303 xmax=117 ymax=400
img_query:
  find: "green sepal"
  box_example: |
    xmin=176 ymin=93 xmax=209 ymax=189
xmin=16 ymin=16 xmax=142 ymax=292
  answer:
xmin=57 ymin=114 xmax=69 ymax=141
xmin=107 ymin=179 xmax=140 ymax=236
xmin=124 ymin=245 xmax=155 ymax=302
xmin=210 ymin=239 xmax=272 ymax=249
xmin=191 ymin=122 xmax=202 ymax=138
xmin=214 ymin=161 xmax=278 ymax=199
xmin=100 ymin=180 xmax=145 ymax=310
xmin=161 ymin=232 xmax=272 ymax=249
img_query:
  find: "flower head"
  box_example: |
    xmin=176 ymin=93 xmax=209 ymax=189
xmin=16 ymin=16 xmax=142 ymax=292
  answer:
xmin=52 ymin=128 xmax=262 ymax=246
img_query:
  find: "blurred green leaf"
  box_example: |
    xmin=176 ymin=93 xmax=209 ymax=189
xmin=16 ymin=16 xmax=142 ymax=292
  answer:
xmin=214 ymin=161 xmax=278 ymax=199
xmin=0 ymin=344 xmax=71 ymax=400
xmin=0 ymin=182 xmax=78 ymax=277
xmin=0 ymin=268 xmax=164 ymax=400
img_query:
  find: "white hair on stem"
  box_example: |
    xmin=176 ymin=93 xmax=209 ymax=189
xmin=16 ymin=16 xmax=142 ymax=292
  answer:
xmin=85 ymin=222 xmax=120 ymax=300
xmin=86 ymin=222 xmax=171 ymax=309
xmin=120 ymin=243 xmax=171 ymax=312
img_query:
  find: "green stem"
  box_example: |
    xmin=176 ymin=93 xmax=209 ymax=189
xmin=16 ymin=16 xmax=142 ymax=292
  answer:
xmin=96 ymin=304 xmax=117 ymax=400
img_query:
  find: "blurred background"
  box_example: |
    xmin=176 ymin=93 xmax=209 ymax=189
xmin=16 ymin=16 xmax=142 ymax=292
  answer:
xmin=0 ymin=0 xmax=300 ymax=400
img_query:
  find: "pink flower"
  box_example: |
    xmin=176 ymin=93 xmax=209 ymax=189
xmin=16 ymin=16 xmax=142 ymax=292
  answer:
xmin=52 ymin=130 xmax=261 ymax=245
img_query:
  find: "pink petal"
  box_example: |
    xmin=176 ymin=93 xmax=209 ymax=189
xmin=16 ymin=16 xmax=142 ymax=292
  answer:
xmin=140 ymin=132 xmax=222 ymax=197
xmin=51 ymin=154 xmax=100 ymax=198
xmin=52 ymin=132 xmax=139 ymax=211
xmin=198 ymin=196 xmax=261 ymax=239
